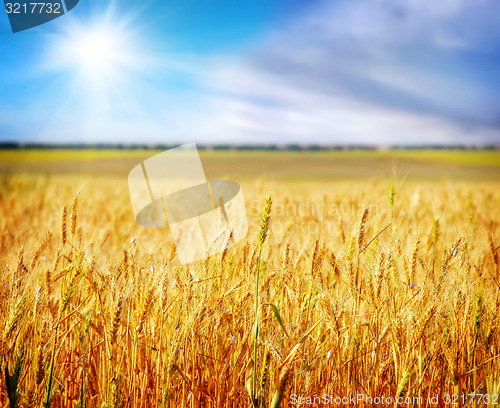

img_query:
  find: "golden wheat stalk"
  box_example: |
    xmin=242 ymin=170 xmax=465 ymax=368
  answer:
xmin=2 ymin=294 xmax=26 ymax=342
xmin=410 ymin=236 xmax=420 ymax=284
xmin=60 ymin=206 xmax=67 ymax=247
xmin=136 ymin=286 xmax=155 ymax=336
xmin=260 ymin=349 xmax=271 ymax=406
xmin=310 ymin=240 xmax=325 ymax=286
xmin=258 ymin=195 xmax=272 ymax=250
xmin=412 ymin=304 xmax=436 ymax=344
xmin=253 ymin=194 xmax=272 ymax=406
xmin=70 ymin=193 xmax=79 ymax=236
xmin=31 ymin=231 xmax=52 ymax=269
xmin=14 ymin=246 xmax=28 ymax=294
xmin=489 ymin=232 xmax=499 ymax=278
xmin=329 ymin=251 xmax=340 ymax=278
xmin=338 ymin=217 xmax=346 ymax=244
xmin=358 ymin=208 xmax=369 ymax=251
xmin=60 ymin=264 xmax=83 ymax=313
xmin=270 ymin=365 xmax=293 ymax=408
xmin=109 ymin=294 xmax=123 ymax=344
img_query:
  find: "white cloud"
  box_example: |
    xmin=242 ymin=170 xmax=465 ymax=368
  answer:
xmin=192 ymin=0 xmax=500 ymax=144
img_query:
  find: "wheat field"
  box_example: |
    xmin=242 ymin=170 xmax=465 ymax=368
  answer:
xmin=0 ymin=171 xmax=499 ymax=407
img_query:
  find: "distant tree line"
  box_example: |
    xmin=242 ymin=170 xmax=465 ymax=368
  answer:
xmin=0 ymin=142 xmax=498 ymax=151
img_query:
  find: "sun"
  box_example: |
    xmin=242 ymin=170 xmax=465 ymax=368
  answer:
xmin=71 ymin=29 xmax=120 ymax=75
xmin=49 ymin=21 xmax=139 ymax=84
xmin=40 ymin=15 xmax=160 ymax=142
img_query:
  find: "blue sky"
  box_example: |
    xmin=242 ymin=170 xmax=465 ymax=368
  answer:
xmin=1 ymin=0 xmax=499 ymax=145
